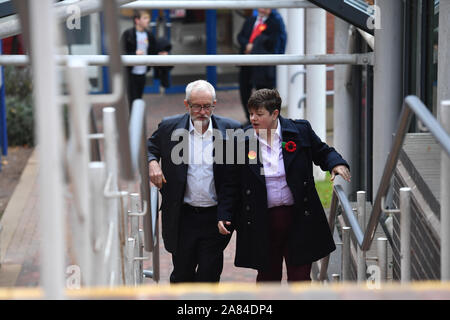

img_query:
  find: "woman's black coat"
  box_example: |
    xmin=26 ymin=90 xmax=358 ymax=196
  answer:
xmin=217 ymin=117 xmax=349 ymax=270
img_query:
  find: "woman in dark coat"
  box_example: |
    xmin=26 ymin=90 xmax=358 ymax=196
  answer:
xmin=217 ymin=89 xmax=351 ymax=282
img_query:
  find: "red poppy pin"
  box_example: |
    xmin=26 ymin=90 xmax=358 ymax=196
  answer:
xmin=282 ymin=141 xmax=297 ymax=153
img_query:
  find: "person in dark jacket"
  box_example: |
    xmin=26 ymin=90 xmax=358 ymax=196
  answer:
xmin=121 ymin=10 xmax=169 ymax=109
xmin=217 ymin=89 xmax=351 ymax=283
xmin=237 ymin=8 xmax=283 ymax=124
xmin=147 ymin=80 xmax=241 ymax=283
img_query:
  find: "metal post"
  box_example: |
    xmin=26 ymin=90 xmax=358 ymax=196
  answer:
xmin=400 ymin=187 xmax=411 ymax=283
xmin=129 ymin=194 xmax=140 ymax=238
xmin=0 ymin=224 xmax=3 ymax=268
xmin=126 ymin=238 xmax=136 ymax=285
xmin=333 ymin=18 xmax=357 ymax=194
xmin=150 ymin=186 xmax=160 ymax=282
xmin=129 ymin=193 xmax=141 ymax=284
xmin=357 ymin=191 xmax=367 ymax=283
xmin=287 ymin=8 xmax=305 ymax=119
xmin=277 ymin=9 xmax=289 ymax=109
xmin=441 ymin=101 xmax=450 ymax=281
xmin=103 ymin=107 xmax=122 ymax=285
xmin=372 ymin=0 xmax=403 ymax=198
xmin=306 ymin=7 xmax=326 ymax=181
xmin=138 ymin=229 xmax=145 ymax=284
xmin=0 ymin=40 xmax=7 ymax=161
xmin=27 ymin=0 xmax=66 ymax=299
xmin=332 ymin=274 xmax=340 ymax=283
xmin=357 ymin=191 xmax=367 ymax=231
xmin=342 ymin=226 xmax=351 ymax=281
xmin=89 ymin=162 xmax=107 ymax=286
xmin=377 ymin=237 xmax=388 ymax=282
xmin=66 ymin=58 xmax=92 ymax=286
xmin=437 ymin=1 xmax=450 ymax=120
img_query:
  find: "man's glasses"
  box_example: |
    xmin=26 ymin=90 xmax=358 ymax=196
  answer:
xmin=189 ymin=104 xmax=215 ymax=112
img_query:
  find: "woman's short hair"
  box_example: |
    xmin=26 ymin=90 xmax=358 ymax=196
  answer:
xmin=185 ymin=80 xmax=217 ymax=102
xmin=247 ymin=88 xmax=282 ymax=115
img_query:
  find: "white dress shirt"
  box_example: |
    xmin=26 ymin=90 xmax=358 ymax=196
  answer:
xmin=183 ymin=118 xmax=218 ymax=207
xmin=257 ymin=120 xmax=295 ymax=208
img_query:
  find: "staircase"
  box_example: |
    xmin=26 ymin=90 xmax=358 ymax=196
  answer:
xmin=392 ymin=133 xmax=441 ymax=280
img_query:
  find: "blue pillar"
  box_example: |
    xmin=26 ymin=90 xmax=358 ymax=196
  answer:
xmin=206 ymin=10 xmax=217 ymax=88
xmin=164 ymin=10 xmax=171 ymax=41
xmin=0 ymin=40 xmax=8 ymax=167
xmin=100 ymin=13 xmax=110 ymax=94
xmin=151 ymin=9 xmax=159 ymax=35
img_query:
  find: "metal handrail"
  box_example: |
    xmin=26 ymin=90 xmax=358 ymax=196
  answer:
xmin=122 ymin=0 xmax=317 ymax=9
xmin=129 ymin=99 xmax=146 ymax=175
xmin=0 ymin=53 xmax=374 ymax=67
xmin=319 ymin=95 xmax=450 ymax=281
xmin=129 ymin=98 xmax=160 ymax=281
xmin=318 ymin=184 xmax=363 ymax=280
xmin=362 ymin=95 xmax=450 ymax=250
xmin=0 ymin=0 xmax=135 ymax=39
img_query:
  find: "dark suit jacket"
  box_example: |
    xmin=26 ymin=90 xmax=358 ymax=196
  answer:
xmin=237 ymin=12 xmax=282 ymax=88
xmin=147 ymin=113 xmax=241 ymax=254
xmin=217 ymin=116 xmax=349 ymax=270
xmin=121 ymin=27 xmax=158 ymax=74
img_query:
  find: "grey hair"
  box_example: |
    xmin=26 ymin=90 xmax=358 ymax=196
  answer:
xmin=185 ymin=80 xmax=216 ymax=102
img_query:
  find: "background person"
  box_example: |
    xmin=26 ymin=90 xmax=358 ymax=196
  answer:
xmin=121 ymin=10 xmax=171 ymax=109
xmin=237 ymin=8 xmax=284 ymax=125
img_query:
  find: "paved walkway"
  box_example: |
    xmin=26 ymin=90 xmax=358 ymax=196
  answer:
xmin=0 ymin=89 xmax=257 ymax=288
xmin=0 ymin=88 xmax=338 ymax=288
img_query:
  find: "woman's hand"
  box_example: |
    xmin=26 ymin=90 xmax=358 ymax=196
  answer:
xmin=218 ymin=221 xmax=232 ymax=235
xmin=330 ymin=165 xmax=351 ymax=182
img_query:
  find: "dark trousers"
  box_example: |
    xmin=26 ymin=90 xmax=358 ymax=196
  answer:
xmin=170 ymin=204 xmax=231 ymax=283
xmin=256 ymin=205 xmax=312 ymax=283
xmin=127 ymin=73 xmax=147 ymax=110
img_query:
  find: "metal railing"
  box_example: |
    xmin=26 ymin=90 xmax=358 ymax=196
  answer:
xmin=0 ymin=53 xmax=374 ymax=67
xmin=319 ymin=96 xmax=450 ymax=283
xmin=122 ymin=0 xmax=317 ymax=9
xmin=128 ymin=99 xmax=160 ymax=282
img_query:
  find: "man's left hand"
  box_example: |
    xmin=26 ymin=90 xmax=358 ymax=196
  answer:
xmin=330 ymin=165 xmax=351 ymax=182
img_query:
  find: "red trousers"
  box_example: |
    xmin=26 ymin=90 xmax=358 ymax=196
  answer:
xmin=256 ymin=205 xmax=312 ymax=283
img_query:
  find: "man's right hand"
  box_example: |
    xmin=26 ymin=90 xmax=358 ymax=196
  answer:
xmin=149 ymin=160 xmax=167 ymax=189
xmin=218 ymin=221 xmax=232 ymax=235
